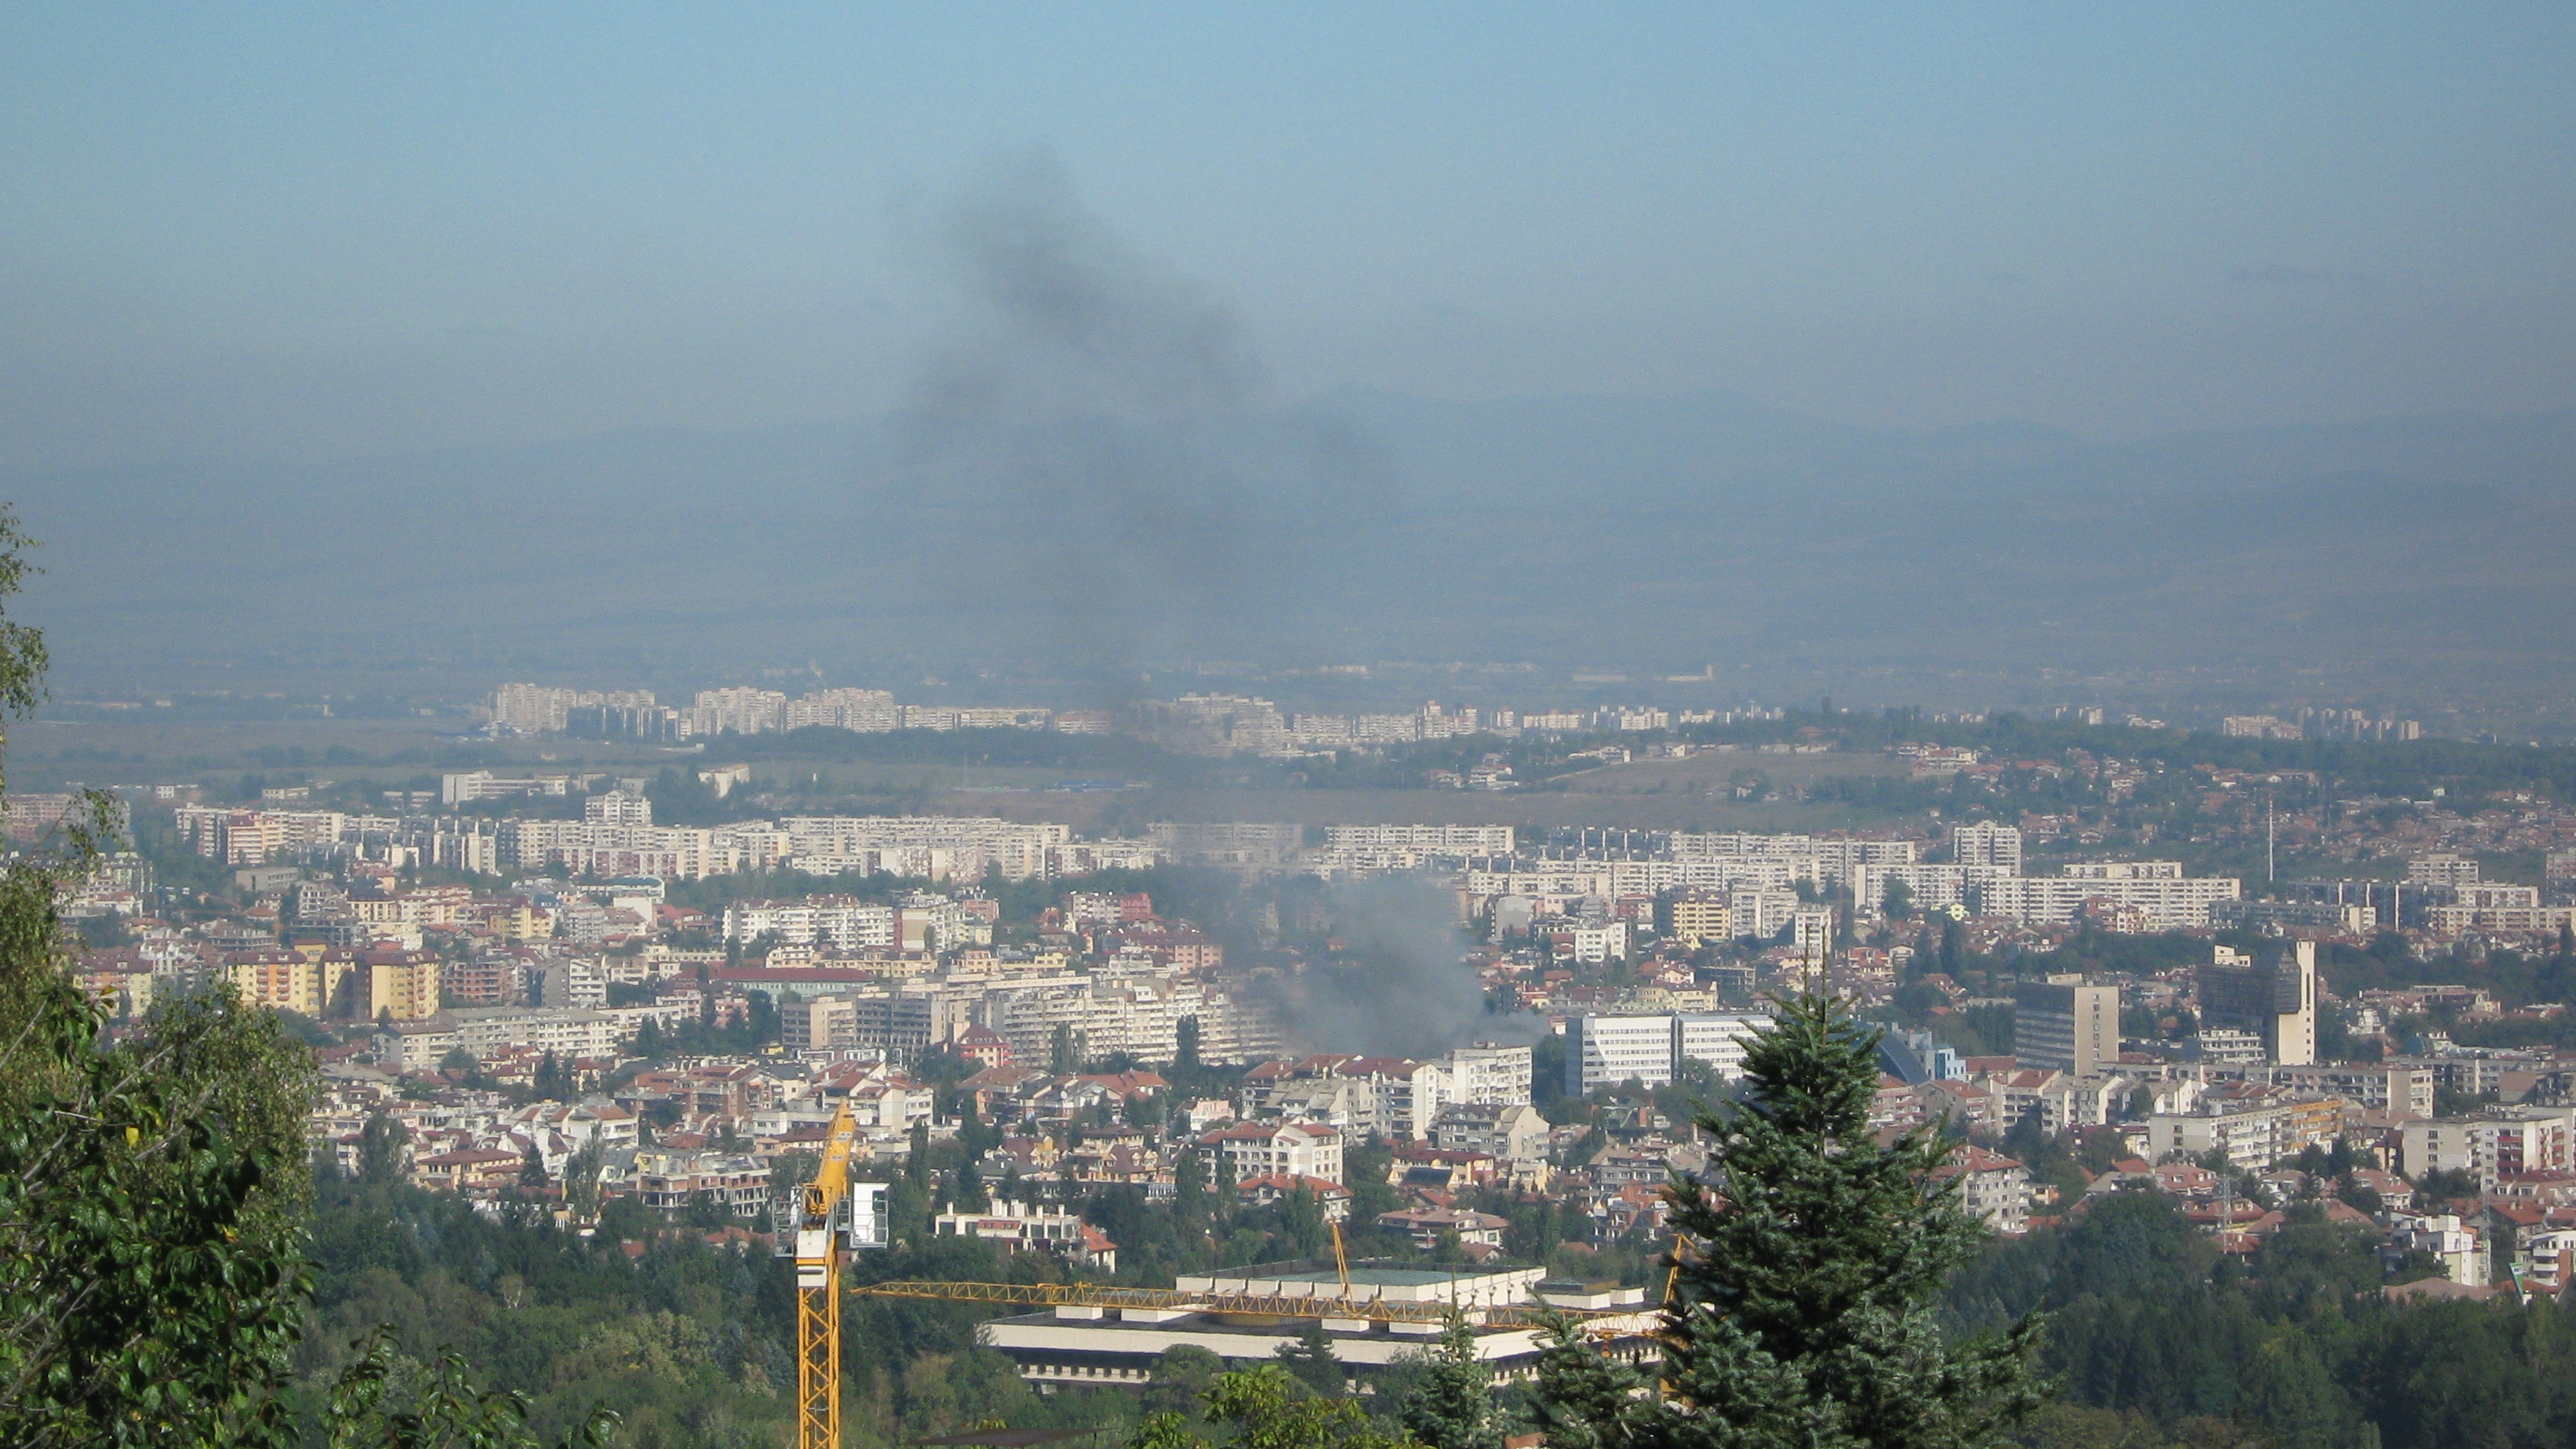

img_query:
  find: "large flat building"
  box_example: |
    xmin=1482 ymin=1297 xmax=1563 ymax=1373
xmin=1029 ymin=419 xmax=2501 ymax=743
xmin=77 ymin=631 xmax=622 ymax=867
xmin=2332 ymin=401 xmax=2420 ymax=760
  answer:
xmin=976 ymin=1261 xmax=1656 ymax=1393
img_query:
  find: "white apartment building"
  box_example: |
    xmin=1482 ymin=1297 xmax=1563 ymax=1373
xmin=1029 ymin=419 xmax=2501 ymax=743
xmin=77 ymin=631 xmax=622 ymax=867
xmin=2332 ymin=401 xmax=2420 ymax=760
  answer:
xmin=685 ymin=688 xmax=787 ymax=737
xmin=724 ymin=898 xmax=899 ymax=951
xmin=1441 ymin=1043 xmax=1535 ymax=1106
xmin=785 ymin=688 xmax=899 ymax=732
xmin=1950 ymin=823 xmax=2024 ymax=873
xmin=1198 ymin=1121 xmax=1343 ymax=1186
xmin=2148 ymin=1097 xmax=2343 ymax=1171
xmin=379 ymin=1003 xmax=694 ymax=1071
xmin=1566 ymin=1011 xmax=1774 ymax=1095
xmin=2399 ymin=1107 xmax=2576 ymax=1187
xmin=1675 ymin=1013 xmax=1771 ymax=1081
xmin=584 ymin=790 xmax=652 ymax=827
xmin=1976 ymin=870 xmax=2241 ymax=930
xmin=1322 ymin=823 xmax=1514 ymax=854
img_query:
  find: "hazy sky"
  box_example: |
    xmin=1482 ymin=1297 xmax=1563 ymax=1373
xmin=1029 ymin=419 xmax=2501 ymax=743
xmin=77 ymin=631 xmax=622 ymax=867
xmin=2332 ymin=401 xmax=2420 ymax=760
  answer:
xmin=3 ymin=4 xmax=2569 ymax=470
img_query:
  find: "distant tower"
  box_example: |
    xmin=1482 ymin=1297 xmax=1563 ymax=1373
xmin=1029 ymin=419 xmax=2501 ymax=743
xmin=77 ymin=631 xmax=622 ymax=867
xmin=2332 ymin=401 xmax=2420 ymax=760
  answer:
xmin=2197 ymin=940 xmax=2316 ymax=1065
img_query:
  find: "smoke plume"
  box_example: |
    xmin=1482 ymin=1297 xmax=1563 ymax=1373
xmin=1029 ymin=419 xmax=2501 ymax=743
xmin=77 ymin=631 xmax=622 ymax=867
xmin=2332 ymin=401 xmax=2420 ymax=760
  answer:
xmin=890 ymin=148 xmax=1379 ymax=692
xmin=1275 ymin=875 xmax=1542 ymax=1060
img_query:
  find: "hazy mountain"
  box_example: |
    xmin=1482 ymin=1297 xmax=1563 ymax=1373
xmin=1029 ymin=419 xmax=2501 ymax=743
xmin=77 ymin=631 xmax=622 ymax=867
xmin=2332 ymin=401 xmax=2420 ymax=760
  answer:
xmin=11 ymin=394 xmax=2573 ymax=697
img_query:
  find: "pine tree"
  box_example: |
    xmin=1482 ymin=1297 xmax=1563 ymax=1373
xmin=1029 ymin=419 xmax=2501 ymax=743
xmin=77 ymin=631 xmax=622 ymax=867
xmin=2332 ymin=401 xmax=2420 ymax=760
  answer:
xmin=1274 ymin=1321 xmax=1344 ymax=1396
xmin=1538 ymin=990 xmax=2045 ymax=1449
xmin=1396 ymin=1311 xmax=1506 ymax=1449
xmin=1531 ymin=1312 xmax=1646 ymax=1449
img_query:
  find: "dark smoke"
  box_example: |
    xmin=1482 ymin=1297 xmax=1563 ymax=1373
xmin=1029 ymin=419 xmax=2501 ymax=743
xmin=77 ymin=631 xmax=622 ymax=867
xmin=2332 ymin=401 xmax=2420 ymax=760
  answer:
xmin=888 ymin=148 xmax=1384 ymax=695
xmin=1274 ymin=875 xmax=1544 ymax=1060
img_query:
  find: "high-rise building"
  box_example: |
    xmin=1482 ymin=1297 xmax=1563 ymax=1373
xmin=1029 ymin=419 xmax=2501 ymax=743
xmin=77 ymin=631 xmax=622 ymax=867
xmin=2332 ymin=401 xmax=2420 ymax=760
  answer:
xmin=1566 ymin=1015 xmax=1673 ymax=1096
xmin=1950 ymin=822 xmax=2024 ymax=873
xmin=1565 ymin=1011 xmax=1775 ymax=1095
xmin=1667 ymin=893 xmax=1734 ymax=946
xmin=2197 ymin=940 xmax=2317 ymax=1065
xmin=2013 ymin=974 xmax=2119 ymax=1077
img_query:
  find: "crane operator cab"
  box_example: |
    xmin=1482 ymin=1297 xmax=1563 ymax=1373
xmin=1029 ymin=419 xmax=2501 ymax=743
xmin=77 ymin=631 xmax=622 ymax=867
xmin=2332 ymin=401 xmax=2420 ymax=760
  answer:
xmin=776 ymin=1179 xmax=890 ymax=1286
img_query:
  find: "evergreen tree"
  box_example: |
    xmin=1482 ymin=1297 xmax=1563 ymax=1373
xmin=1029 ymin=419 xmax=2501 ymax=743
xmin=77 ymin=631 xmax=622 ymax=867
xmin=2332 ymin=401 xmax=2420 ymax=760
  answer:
xmin=1275 ymin=1321 xmax=1345 ymax=1396
xmin=1532 ymin=1312 xmax=1647 ymax=1449
xmin=906 ymin=1119 xmax=933 ymax=1184
xmin=1395 ymin=1311 xmax=1507 ymax=1449
xmin=360 ymin=1111 xmax=408 ymax=1185
xmin=1538 ymin=990 xmax=2045 ymax=1449
xmin=519 ymin=1139 xmax=547 ymax=1188
xmin=955 ymin=1161 xmax=991 ymax=1213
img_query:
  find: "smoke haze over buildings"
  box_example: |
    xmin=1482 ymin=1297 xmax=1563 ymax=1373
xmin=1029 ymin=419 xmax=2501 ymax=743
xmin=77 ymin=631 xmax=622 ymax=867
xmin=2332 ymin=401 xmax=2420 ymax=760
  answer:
xmin=888 ymin=151 xmax=1385 ymax=697
xmin=1270 ymin=875 xmax=1541 ymax=1060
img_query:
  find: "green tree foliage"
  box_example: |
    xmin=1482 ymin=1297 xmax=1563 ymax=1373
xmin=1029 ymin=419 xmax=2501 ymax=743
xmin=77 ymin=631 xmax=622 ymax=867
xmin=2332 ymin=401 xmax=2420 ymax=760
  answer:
xmin=1274 ymin=1321 xmax=1345 ymax=1396
xmin=0 ymin=520 xmax=629 ymax=1448
xmin=1531 ymin=1312 xmax=1647 ymax=1449
xmin=1143 ymin=1344 xmax=1225 ymax=1423
xmin=1134 ymin=1364 xmax=1408 ymax=1449
xmin=1385 ymin=1311 xmax=1506 ymax=1449
xmin=1540 ymin=990 xmax=2045 ymax=1449
xmin=0 ymin=516 xmax=324 ymax=1446
xmin=325 ymin=1327 xmax=617 ymax=1449
xmin=1949 ymin=1191 xmax=2576 ymax=1448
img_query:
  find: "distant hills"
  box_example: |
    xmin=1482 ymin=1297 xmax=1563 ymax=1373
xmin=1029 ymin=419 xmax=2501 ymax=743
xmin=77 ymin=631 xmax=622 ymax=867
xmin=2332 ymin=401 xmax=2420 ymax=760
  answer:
xmin=11 ymin=392 xmax=2572 ymax=699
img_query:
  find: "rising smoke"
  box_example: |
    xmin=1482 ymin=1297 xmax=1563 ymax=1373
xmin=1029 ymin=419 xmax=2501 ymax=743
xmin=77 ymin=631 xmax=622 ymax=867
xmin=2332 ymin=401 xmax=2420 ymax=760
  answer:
xmin=1273 ymin=875 xmax=1544 ymax=1059
xmin=890 ymin=148 xmax=1383 ymax=694
xmin=890 ymin=154 xmax=1496 ymax=1052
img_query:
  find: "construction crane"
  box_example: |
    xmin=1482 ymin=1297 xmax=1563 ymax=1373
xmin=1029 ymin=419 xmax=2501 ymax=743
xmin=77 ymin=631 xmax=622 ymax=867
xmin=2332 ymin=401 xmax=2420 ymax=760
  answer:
xmin=773 ymin=1106 xmax=889 ymax=1449
xmin=847 ymin=1278 xmax=1624 ymax=1331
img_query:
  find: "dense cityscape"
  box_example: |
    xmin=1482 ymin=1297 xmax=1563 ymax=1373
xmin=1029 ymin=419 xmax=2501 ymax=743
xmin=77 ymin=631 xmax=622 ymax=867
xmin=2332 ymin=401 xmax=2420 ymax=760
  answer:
xmin=12 ymin=10 xmax=2574 ymax=1449
xmin=23 ymin=667 xmax=2576 ymax=1443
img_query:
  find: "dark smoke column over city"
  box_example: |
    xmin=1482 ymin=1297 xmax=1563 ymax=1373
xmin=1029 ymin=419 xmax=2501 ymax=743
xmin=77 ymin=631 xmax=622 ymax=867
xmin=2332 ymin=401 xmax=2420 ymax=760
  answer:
xmin=884 ymin=152 xmax=1505 ymax=1052
xmin=1268 ymin=875 xmax=1545 ymax=1060
xmin=886 ymin=149 xmax=1385 ymax=700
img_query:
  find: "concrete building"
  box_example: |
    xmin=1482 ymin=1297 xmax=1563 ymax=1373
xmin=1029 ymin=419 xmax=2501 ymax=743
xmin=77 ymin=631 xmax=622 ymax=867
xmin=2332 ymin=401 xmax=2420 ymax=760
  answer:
xmin=2196 ymin=942 xmax=2317 ymax=1065
xmin=1667 ymin=893 xmax=1735 ymax=946
xmin=2399 ymin=1107 xmax=2576 ymax=1187
xmin=974 ymin=1261 xmax=1654 ymax=1393
xmin=1566 ymin=1015 xmax=1675 ymax=1094
xmin=2013 ymin=976 xmax=2119 ymax=1078
xmin=1566 ymin=1011 xmax=1774 ymax=1095
xmin=1950 ymin=822 xmax=2024 ymax=874
xmin=1197 ymin=1121 xmax=1344 ymax=1187
xmin=2148 ymin=1096 xmax=2344 ymax=1171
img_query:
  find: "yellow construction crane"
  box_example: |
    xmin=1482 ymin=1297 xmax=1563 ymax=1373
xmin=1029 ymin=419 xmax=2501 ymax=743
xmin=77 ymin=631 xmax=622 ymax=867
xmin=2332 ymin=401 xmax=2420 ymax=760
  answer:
xmin=775 ymin=1106 xmax=889 ymax=1449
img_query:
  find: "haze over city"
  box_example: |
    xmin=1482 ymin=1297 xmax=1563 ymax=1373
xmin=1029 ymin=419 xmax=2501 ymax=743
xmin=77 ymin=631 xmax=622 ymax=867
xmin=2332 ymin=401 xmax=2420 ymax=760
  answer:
xmin=12 ymin=11 xmax=2576 ymax=1449
xmin=5 ymin=6 xmax=2573 ymax=730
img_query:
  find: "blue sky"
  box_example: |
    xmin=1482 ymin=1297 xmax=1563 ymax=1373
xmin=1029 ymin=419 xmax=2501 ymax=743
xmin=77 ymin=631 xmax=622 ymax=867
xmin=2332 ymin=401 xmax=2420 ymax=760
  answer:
xmin=3 ymin=3 xmax=2568 ymax=467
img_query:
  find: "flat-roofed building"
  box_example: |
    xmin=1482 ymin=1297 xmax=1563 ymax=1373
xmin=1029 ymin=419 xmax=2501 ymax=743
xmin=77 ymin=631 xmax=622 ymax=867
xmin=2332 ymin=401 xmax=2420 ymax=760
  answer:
xmin=976 ymin=1260 xmax=1656 ymax=1393
xmin=2014 ymin=976 xmax=2118 ymax=1078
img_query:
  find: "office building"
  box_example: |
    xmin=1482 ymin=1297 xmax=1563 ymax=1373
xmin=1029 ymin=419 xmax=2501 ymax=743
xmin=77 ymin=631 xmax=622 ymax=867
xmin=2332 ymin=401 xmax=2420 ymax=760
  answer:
xmin=2197 ymin=941 xmax=2317 ymax=1066
xmin=2013 ymin=975 xmax=2119 ymax=1078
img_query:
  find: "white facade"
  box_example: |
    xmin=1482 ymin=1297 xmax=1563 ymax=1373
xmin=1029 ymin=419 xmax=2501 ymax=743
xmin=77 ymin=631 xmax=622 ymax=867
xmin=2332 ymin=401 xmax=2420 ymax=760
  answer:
xmin=1567 ymin=1011 xmax=1774 ymax=1095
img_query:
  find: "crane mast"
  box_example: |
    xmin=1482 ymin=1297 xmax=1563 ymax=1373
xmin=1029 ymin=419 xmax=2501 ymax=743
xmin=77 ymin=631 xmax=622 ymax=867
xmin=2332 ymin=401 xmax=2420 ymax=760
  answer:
xmin=775 ymin=1105 xmax=888 ymax=1449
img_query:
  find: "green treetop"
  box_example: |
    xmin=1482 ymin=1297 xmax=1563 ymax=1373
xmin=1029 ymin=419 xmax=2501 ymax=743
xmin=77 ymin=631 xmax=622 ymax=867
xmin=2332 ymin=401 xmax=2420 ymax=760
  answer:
xmin=1538 ymin=989 xmax=2047 ymax=1449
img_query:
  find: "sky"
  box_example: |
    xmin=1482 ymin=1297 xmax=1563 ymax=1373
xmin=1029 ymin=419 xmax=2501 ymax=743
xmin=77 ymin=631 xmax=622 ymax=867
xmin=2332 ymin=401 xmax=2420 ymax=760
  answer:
xmin=3 ymin=3 xmax=2570 ymax=471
